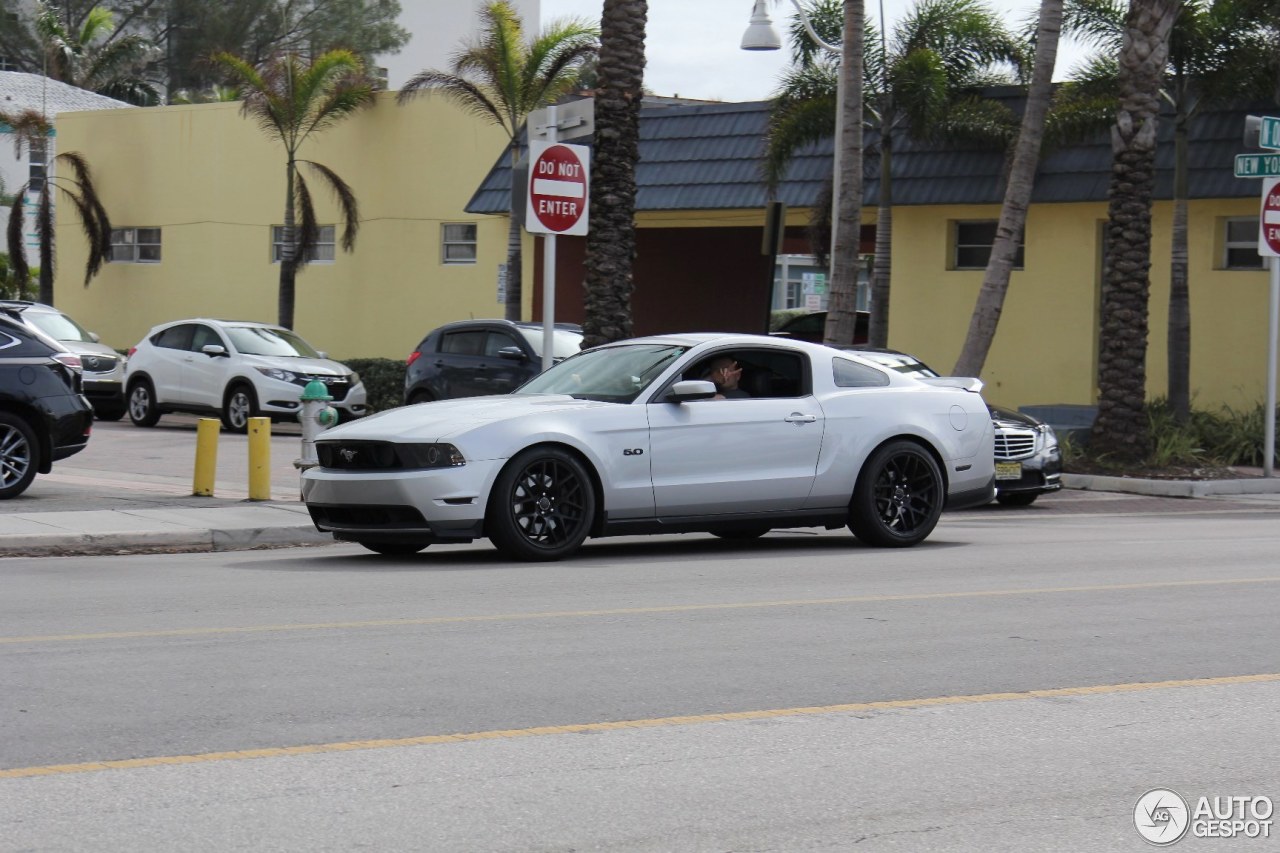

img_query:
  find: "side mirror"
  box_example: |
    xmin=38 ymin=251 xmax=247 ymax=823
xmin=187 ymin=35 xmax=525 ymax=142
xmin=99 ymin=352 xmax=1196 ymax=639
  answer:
xmin=202 ymin=344 xmax=228 ymax=357
xmin=316 ymin=351 xmax=329 ymax=359
xmin=89 ymin=331 xmax=101 ymax=343
xmin=497 ymin=346 xmax=528 ymax=362
xmin=667 ymin=379 xmax=717 ymax=403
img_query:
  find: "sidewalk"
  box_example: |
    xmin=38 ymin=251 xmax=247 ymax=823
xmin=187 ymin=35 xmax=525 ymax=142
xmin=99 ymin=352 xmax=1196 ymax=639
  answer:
xmin=2 ymin=417 xmax=1278 ymax=558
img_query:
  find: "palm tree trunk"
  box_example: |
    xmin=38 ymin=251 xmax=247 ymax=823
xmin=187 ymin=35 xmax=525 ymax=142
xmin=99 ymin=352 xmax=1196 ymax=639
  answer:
xmin=279 ymin=159 xmax=298 ymax=329
xmin=37 ymin=186 xmax=53 ymax=305
xmin=582 ymin=0 xmax=647 ymax=349
xmin=1091 ymin=0 xmax=1179 ymax=462
xmin=952 ymin=0 xmax=1061 ymax=378
xmin=1167 ymin=107 xmax=1191 ymax=422
xmin=822 ymin=0 xmax=866 ymax=347
xmin=504 ymin=143 xmax=523 ymax=322
xmin=868 ymin=129 xmax=892 ymax=348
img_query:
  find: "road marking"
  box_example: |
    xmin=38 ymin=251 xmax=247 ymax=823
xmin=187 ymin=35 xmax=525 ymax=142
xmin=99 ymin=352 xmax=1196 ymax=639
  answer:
xmin=3 ymin=576 xmax=1279 ymax=646
xmin=3 ymin=673 xmax=1277 ymax=779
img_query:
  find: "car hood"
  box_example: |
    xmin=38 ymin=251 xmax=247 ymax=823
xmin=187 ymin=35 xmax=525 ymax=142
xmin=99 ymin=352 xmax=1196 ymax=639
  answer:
xmin=988 ymin=404 xmax=1043 ymax=429
xmin=57 ymin=340 xmax=120 ymax=359
xmin=239 ymin=353 xmax=351 ymax=376
xmin=320 ymin=394 xmax=614 ymax=443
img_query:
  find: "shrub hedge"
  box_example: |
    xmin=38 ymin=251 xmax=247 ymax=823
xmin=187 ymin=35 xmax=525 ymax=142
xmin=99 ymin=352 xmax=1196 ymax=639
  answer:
xmin=344 ymin=357 xmax=406 ymax=413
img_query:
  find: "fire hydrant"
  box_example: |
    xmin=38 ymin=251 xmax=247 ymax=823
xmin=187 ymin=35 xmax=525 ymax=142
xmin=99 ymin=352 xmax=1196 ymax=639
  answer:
xmin=295 ymin=379 xmax=339 ymax=473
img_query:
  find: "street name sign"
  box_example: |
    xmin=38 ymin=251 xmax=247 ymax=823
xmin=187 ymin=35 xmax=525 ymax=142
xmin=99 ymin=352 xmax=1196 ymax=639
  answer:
xmin=1235 ymin=153 xmax=1280 ymax=178
xmin=525 ymin=141 xmax=590 ymax=236
xmin=1263 ymin=116 xmax=1280 ymax=150
xmin=1259 ymin=177 xmax=1280 ymax=257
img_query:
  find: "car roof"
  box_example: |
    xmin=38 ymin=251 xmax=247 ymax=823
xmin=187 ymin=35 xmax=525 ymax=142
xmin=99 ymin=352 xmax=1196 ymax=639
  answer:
xmin=149 ymin=318 xmax=283 ymax=332
xmin=613 ymin=332 xmax=836 ymax=354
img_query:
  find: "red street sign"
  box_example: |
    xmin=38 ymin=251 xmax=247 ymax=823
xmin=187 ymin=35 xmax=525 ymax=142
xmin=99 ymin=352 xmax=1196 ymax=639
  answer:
xmin=525 ymin=142 xmax=589 ymax=236
xmin=1261 ymin=177 xmax=1280 ymax=258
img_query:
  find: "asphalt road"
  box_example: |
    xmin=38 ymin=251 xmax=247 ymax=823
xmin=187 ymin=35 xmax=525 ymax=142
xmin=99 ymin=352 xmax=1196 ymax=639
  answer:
xmin=3 ymin=500 xmax=1279 ymax=851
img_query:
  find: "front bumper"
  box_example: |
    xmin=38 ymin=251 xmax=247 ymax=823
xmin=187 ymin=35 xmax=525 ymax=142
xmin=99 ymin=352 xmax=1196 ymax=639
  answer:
xmin=994 ymin=450 xmax=1062 ymax=495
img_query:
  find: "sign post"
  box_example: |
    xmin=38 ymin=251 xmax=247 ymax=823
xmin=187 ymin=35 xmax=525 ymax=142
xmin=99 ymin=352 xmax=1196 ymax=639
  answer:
xmin=526 ymin=101 xmax=593 ymax=371
xmin=1259 ymin=177 xmax=1280 ymax=476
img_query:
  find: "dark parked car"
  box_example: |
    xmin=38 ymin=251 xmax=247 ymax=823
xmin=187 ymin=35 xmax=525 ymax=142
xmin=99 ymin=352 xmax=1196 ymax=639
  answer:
xmin=0 ymin=312 xmax=94 ymax=499
xmin=404 ymin=320 xmax=584 ymax=404
xmin=848 ymin=348 xmax=1062 ymax=505
xmin=772 ymin=310 xmax=869 ymax=345
xmin=0 ymin=300 xmax=126 ymax=420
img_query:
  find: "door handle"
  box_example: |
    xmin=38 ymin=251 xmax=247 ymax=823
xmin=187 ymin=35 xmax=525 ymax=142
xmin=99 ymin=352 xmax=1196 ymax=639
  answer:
xmin=784 ymin=413 xmax=817 ymax=424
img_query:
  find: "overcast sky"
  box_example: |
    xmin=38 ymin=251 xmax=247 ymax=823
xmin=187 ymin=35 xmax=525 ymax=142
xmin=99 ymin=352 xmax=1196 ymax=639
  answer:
xmin=541 ymin=0 xmax=1095 ymax=102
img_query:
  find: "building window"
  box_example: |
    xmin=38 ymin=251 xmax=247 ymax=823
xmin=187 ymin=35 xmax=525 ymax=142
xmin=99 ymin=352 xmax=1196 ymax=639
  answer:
xmin=110 ymin=228 xmax=162 ymax=263
xmin=952 ymin=220 xmax=1024 ymax=270
xmin=442 ymin=223 xmax=478 ymax=264
xmin=772 ymin=254 xmax=872 ymax=312
xmin=272 ymin=225 xmax=335 ymax=263
xmin=1223 ymin=217 xmax=1266 ymax=270
xmin=28 ymin=137 xmax=47 ymax=192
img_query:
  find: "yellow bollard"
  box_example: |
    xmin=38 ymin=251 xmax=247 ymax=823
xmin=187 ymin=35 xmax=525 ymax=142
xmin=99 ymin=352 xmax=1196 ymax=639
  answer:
xmin=247 ymin=417 xmax=271 ymax=501
xmin=192 ymin=418 xmax=221 ymax=496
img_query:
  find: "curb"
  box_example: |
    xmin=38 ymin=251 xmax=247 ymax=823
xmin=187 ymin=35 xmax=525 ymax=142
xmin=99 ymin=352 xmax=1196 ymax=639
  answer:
xmin=1062 ymin=473 xmax=1280 ymax=498
xmin=0 ymin=526 xmax=333 ymax=558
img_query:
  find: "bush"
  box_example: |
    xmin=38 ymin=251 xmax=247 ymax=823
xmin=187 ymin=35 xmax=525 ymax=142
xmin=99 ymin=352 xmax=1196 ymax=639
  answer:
xmin=1078 ymin=397 xmax=1278 ymax=469
xmin=344 ymin=357 xmax=405 ymax=413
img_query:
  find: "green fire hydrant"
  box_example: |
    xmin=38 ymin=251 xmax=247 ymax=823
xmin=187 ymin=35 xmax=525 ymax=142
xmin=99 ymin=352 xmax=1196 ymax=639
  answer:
xmin=295 ymin=379 xmax=339 ymax=473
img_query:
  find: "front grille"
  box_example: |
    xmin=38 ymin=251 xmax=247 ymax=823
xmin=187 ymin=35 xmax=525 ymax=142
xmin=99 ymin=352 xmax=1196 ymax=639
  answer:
xmin=81 ymin=354 xmax=119 ymax=374
xmin=292 ymin=374 xmax=350 ymax=401
xmin=318 ymin=441 xmax=400 ymax=470
xmin=994 ymin=427 xmax=1037 ymax=460
xmin=308 ymin=504 xmax=427 ymax=530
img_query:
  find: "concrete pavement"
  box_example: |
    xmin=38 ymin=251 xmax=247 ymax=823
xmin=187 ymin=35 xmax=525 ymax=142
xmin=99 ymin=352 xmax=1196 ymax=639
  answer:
xmin=2 ymin=415 xmax=1278 ymax=557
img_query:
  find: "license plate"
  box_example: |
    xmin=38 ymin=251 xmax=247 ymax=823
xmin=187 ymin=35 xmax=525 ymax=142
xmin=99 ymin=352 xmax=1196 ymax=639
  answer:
xmin=995 ymin=461 xmax=1023 ymax=481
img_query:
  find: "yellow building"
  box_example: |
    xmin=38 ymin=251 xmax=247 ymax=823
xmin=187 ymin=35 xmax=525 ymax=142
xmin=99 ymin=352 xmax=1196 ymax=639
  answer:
xmin=53 ymin=91 xmax=518 ymax=361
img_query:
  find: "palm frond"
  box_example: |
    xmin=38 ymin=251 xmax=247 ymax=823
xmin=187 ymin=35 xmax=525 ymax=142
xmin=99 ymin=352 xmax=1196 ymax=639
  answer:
xmin=785 ymin=0 xmax=843 ymax=68
xmin=936 ymin=95 xmax=1019 ymax=147
xmin=0 ymin=109 xmax=53 ymax=158
xmin=292 ymin=172 xmax=319 ymax=270
xmin=1062 ymin=0 xmax=1126 ymax=51
xmin=398 ymin=71 xmax=508 ymax=132
xmin=301 ymin=161 xmax=359 ymax=251
xmin=6 ymin=190 xmax=30 ymax=284
xmin=55 ymin=152 xmax=112 ymax=267
xmin=36 ymin=186 xmax=54 ymax=284
xmin=764 ymin=83 xmax=837 ymax=188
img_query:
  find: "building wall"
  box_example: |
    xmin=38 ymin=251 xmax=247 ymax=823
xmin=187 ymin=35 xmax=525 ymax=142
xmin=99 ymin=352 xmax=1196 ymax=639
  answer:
xmin=52 ymin=91 xmax=515 ymax=360
xmin=376 ymin=0 xmax=541 ymax=91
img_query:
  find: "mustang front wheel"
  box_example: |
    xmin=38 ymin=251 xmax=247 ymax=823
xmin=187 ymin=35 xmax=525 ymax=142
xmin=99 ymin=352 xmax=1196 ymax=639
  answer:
xmin=488 ymin=447 xmax=596 ymax=561
xmin=848 ymin=440 xmax=943 ymax=547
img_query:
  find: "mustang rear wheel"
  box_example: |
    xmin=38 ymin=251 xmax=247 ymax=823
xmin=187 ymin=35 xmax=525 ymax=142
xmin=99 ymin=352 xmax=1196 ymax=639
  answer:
xmin=0 ymin=412 xmax=39 ymax=499
xmin=847 ymin=440 xmax=943 ymax=547
xmin=358 ymin=541 xmax=429 ymax=556
xmin=488 ymin=447 xmax=596 ymax=562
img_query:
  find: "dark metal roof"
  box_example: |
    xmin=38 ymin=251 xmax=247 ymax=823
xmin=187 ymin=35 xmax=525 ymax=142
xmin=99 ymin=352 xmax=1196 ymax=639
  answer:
xmin=466 ymin=91 xmax=1274 ymax=215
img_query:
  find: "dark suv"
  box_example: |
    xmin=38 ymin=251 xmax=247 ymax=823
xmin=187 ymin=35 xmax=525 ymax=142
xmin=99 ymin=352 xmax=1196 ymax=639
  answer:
xmin=404 ymin=320 xmax=584 ymax=404
xmin=0 ymin=313 xmax=94 ymax=499
xmin=772 ymin=310 xmax=870 ymax=344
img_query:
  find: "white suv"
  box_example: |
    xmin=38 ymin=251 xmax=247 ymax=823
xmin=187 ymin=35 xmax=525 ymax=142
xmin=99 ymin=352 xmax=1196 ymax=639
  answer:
xmin=124 ymin=319 xmax=367 ymax=430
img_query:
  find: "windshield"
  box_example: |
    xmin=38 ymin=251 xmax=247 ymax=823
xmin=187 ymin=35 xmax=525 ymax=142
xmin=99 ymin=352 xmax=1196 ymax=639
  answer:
xmin=516 ymin=327 xmax=584 ymax=360
xmin=226 ymin=326 xmax=322 ymax=358
xmin=516 ymin=343 xmax=688 ymax=403
xmin=26 ymin=311 xmax=95 ymax=343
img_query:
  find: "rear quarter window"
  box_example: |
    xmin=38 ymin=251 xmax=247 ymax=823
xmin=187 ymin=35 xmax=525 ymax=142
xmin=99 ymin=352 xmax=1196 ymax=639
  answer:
xmin=833 ymin=357 xmax=890 ymax=388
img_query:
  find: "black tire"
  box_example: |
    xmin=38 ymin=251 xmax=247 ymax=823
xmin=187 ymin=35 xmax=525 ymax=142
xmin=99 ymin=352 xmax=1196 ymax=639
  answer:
xmin=358 ymin=541 xmax=429 ymax=556
xmin=847 ymin=440 xmax=944 ymax=547
xmin=222 ymin=384 xmax=258 ymax=432
xmin=407 ymin=390 xmax=433 ymax=405
xmin=93 ymin=404 xmax=126 ymax=422
xmin=127 ymin=378 xmax=161 ymax=427
xmin=488 ymin=447 xmax=596 ymax=562
xmin=0 ymin=411 xmax=40 ymax=499
xmin=996 ymin=491 xmax=1039 ymax=507
xmin=711 ymin=527 xmax=770 ymax=540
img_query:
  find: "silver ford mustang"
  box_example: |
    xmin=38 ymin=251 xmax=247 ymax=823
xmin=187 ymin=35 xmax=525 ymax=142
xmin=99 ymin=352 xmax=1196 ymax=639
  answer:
xmin=301 ymin=334 xmax=995 ymax=561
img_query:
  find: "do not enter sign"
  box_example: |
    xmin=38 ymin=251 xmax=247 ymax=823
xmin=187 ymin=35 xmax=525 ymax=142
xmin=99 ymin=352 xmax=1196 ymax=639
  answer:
xmin=1260 ymin=177 xmax=1280 ymax=257
xmin=525 ymin=141 xmax=590 ymax=236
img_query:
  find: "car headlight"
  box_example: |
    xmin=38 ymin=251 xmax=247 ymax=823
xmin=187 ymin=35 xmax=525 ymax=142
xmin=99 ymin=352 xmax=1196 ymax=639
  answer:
xmin=400 ymin=443 xmax=466 ymax=468
xmin=256 ymin=367 xmax=299 ymax=383
xmin=1040 ymin=424 xmax=1059 ymax=450
xmin=348 ymin=371 xmax=361 ymax=385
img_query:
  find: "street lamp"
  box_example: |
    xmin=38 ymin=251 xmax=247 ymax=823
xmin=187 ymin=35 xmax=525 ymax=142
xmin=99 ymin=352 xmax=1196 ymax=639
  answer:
xmin=741 ymin=0 xmax=844 ymax=304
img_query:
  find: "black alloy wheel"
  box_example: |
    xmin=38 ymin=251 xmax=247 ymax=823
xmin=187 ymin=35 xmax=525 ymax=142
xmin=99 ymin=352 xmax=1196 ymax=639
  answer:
xmin=0 ymin=412 xmax=39 ymax=499
xmin=127 ymin=379 xmax=161 ymax=427
xmin=488 ymin=447 xmax=596 ymax=561
xmin=358 ymin=541 xmax=430 ymax=556
xmin=848 ymin=440 xmax=944 ymax=547
xmin=996 ymin=491 xmax=1038 ymax=507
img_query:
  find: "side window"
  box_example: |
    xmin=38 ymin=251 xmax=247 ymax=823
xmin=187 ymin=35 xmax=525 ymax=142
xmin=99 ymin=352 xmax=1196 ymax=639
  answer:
xmin=190 ymin=325 xmax=224 ymax=352
xmin=151 ymin=324 xmax=194 ymax=350
xmin=484 ymin=332 xmax=523 ymax=357
xmin=685 ymin=349 xmax=808 ymax=399
xmin=833 ymin=357 xmax=890 ymax=387
xmin=441 ymin=330 xmax=486 ymax=356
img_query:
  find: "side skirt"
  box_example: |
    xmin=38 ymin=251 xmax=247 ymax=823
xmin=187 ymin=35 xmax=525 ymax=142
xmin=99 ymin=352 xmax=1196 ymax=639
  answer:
xmin=600 ymin=509 xmax=848 ymax=538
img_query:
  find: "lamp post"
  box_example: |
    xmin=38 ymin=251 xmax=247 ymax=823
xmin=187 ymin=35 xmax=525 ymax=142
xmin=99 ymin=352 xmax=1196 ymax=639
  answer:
xmin=742 ymin=0 xmax=843 ymax=297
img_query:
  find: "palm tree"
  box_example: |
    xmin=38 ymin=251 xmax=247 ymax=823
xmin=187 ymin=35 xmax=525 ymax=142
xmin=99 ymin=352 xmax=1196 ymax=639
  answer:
xmin=582 ymin=0 xmax=648 ymax=347
xmin=2 ymin=108 xmax=112 ymax=305
xmin=398 ymin=1 xmax=598 ymax=324
xmin=1064 ymin=0 xmax=1274 ymax=420
xmin=214 ymin=50 xmax=375 ymax=330
xmin=35 ymin=2 xmax=159 ymax=106
xmin=1091 ymin=0 xmax=1180 ymax=461
xmin=952 ymin=0 xmax=1064 ymax=377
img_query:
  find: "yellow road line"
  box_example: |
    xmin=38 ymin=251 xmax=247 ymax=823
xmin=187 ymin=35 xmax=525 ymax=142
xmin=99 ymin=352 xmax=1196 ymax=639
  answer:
xmin=4 ymin=576 xmax=1279 ymax=646
xmin=3 ymin=673 xmax=1277 ymax=780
